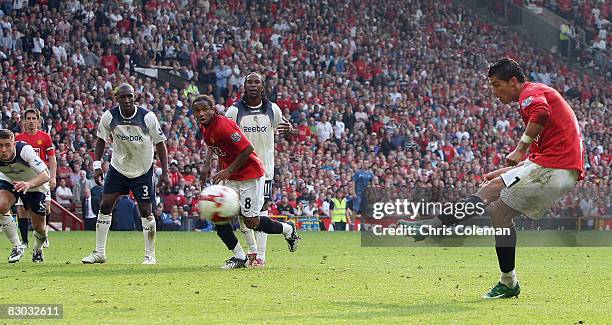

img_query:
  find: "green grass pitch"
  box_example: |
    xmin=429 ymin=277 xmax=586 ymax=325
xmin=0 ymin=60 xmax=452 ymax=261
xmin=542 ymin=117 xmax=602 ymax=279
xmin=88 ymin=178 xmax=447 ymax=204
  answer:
xmin=1 ymin=231 xmax=610 ymax=324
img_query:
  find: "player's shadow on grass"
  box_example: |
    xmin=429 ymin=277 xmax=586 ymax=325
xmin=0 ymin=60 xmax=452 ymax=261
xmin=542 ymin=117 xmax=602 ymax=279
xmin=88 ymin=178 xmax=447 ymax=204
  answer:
xmin=311 ymin=301 xmax=474 ymax=320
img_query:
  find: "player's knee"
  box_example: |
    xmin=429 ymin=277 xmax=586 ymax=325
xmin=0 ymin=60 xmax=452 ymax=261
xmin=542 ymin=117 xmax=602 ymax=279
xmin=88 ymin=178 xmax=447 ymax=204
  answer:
xmin=139 ymin=207 xmax=152 ymax=219
xmin=100 ymin=201 xmax=114 ymax=214
xmin=30 ymin=215 xmax=46 ymax=232
xmin=32 ymin=223 xmax=46 ymax=233
xmin=243 ymin=217 xmax=260 ymax=230
xmin=0 ymin=202 xmax=11 ymax=215
xmin=476 ymin=179 xmax=503 ymax=205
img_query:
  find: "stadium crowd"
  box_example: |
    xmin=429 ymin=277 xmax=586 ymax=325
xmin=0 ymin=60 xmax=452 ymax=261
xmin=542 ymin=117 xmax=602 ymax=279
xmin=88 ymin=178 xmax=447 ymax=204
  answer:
xmin=0 ymin=0 xmax=609 ymax=230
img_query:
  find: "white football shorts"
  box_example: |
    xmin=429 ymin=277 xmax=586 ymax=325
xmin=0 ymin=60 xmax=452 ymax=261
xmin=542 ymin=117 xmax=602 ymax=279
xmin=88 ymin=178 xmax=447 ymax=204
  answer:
xmin=500 ymin=160 xmax=578 ymax=219
xmin=225 ymin=176 xmax=265 ymax=218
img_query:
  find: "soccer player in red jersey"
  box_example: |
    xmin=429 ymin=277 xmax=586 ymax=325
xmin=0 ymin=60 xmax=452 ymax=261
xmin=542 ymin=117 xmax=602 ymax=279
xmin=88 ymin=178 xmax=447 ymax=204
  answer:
xmin=193 ymin=94 xmax=300 ymax=269
xmin=405 ymin=57 xmax=583 ymax=299
xmin=15 ymin=108 xmax=57 ymax=248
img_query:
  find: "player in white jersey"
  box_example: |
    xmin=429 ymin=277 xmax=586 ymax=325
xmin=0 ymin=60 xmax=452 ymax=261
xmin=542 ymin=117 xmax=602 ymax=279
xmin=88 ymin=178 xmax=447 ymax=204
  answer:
xmin=82 ymin=83 xmax=170 ymax=265
xmin=225 ymin=73 xmax=293 ymax=267
xmin=0 ymin=130 xmax=50 ymax=263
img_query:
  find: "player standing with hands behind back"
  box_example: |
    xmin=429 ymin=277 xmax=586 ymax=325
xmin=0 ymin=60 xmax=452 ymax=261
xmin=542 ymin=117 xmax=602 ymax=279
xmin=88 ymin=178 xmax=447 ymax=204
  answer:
xmin=82 ymin=83 xmax=170 ymax=265
xmin=194 ymin=94 xmax=300 ymax=269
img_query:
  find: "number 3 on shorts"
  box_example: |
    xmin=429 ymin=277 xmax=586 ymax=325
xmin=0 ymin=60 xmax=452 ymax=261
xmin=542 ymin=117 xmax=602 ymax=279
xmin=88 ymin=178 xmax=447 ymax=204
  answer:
xmin=142 ymin=185 xmax=149 ymax=198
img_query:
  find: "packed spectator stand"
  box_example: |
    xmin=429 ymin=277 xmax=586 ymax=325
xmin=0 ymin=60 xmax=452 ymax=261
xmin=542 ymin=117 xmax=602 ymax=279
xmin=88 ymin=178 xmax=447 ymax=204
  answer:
xmin=0 ymin=0 xmax=608 ymax=231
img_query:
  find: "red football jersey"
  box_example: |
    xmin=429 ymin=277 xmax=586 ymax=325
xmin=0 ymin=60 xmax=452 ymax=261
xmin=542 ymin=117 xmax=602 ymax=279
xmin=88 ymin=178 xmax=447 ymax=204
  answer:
xmin=201 ymin=114 xmax=264 ymax=181
xmin=518 ymin=82 xmax=584 ymax=180
xmin=15 ymin=130 xmax=55 ymax=164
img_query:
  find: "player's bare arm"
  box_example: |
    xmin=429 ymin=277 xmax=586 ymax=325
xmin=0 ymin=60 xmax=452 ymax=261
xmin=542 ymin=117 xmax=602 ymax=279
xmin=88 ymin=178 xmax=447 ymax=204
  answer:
xmin=200 ymin=147 xmax=214 ymax=183
xmin=14 ymin=169 xmax=50 ymax=194
xmin=506 ymin=122 xmax=544 ymax=166
xmin=155 ymin=141 xmax=170 ymax=188
xmin=212 ymin=145 xmax=255 ymax=184
xmin=93 ymin=137 xmax=106 ymax=180
xmin=48 ymin=153 xmax=57 ymax=190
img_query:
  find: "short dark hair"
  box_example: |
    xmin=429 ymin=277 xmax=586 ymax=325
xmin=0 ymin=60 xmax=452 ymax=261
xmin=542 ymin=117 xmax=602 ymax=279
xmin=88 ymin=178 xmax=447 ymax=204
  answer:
xmin=487 ymin=57 xmax=526 ymax=82
xmin=191 ymin=94 xmax=215 ymax=108
xmin=0 ymin=129 xmax=14 ymax=140
xmin=23 ymin=108 xmax=40 ymax=119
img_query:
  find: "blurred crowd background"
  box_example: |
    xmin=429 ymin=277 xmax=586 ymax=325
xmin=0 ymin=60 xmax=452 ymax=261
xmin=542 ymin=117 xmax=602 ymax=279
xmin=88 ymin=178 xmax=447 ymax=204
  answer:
xmin=0 ymin=0 xmax=608 ymax=231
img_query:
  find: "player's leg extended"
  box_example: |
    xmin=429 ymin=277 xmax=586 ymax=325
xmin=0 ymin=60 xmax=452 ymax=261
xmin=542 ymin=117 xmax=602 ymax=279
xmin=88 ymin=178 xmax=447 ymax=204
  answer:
xmin=0 ymin=189 xmax=23 ymax=263
xmin=403 ymin=177 xmax=503 ymax=241
xmin=16 ymin=203 xmax=29 ymax=248
xmin=240 ymin=178 xmax=300 ymax=252
xmin=133 ymin=169 xmax=157 ymax=264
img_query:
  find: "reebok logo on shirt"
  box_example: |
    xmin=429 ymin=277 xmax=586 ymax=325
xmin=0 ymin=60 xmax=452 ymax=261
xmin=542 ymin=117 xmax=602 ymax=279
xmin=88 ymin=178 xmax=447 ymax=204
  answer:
xmin=242 ymin=125 xmax=268 ymax=133
xmin=116 ymin=134 xmax=144 ymax=142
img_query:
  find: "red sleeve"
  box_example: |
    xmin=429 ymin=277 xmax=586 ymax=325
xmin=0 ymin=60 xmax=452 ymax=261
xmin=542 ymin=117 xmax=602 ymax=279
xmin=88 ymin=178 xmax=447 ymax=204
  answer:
xmin=521 ymin=94 xmax=550 ymax=126
xmin=528 ymin=104 xmax=551 ymax=126
xmin=219 ymin=117 xmax=251 ymax=154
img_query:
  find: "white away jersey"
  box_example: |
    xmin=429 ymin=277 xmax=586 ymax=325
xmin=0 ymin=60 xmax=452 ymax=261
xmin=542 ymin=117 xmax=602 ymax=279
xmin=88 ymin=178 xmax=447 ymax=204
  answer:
xmin=0 ymin=141 xmax=49 ymax=193
xmin=225 ymin=100 xmax=282 ymax=180
xmin=97 ymin=106 xmax=166 ymax=178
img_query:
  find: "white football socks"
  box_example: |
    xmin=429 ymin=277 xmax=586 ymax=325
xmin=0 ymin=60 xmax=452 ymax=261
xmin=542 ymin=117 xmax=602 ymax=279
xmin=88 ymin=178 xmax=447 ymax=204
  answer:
xmin=500 ymin=270 xmax=517 ymax=288
xmin=256 ymin=231 xmax=268 ymax=261
xmin=239 ymin=218 xmax=257 ymax=254
xmin=95 ymin=213 xmax=112 ymax=255
xmin=256 ymin=210 xmax=269 ymax=260
xmin=232 ymin=242 xmax=246 ymax=260
xmin=281 ymin=223 xmax=293 ymax=239
xmin=141 ymin=217 xmax=156 ymax=258
xmin=33 ymin=228 xmax=48 ymax=250
xmin=1 ymin=213 xmax=20 ymax=246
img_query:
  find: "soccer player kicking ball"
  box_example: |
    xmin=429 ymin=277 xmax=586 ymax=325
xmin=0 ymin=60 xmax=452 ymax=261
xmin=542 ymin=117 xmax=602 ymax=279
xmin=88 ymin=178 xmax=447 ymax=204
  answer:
xmin=82 ymin=83 xmax=170 ymax=265
xmin=407 ymin=57 xmax=583 ymax=299
xmin=193 ymin=94 xmax=300 ymax=269
xmin=0 ymin=130 xmax=50 ymax=263
xmin=225 ymin=72 xmax=294 ymax=267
